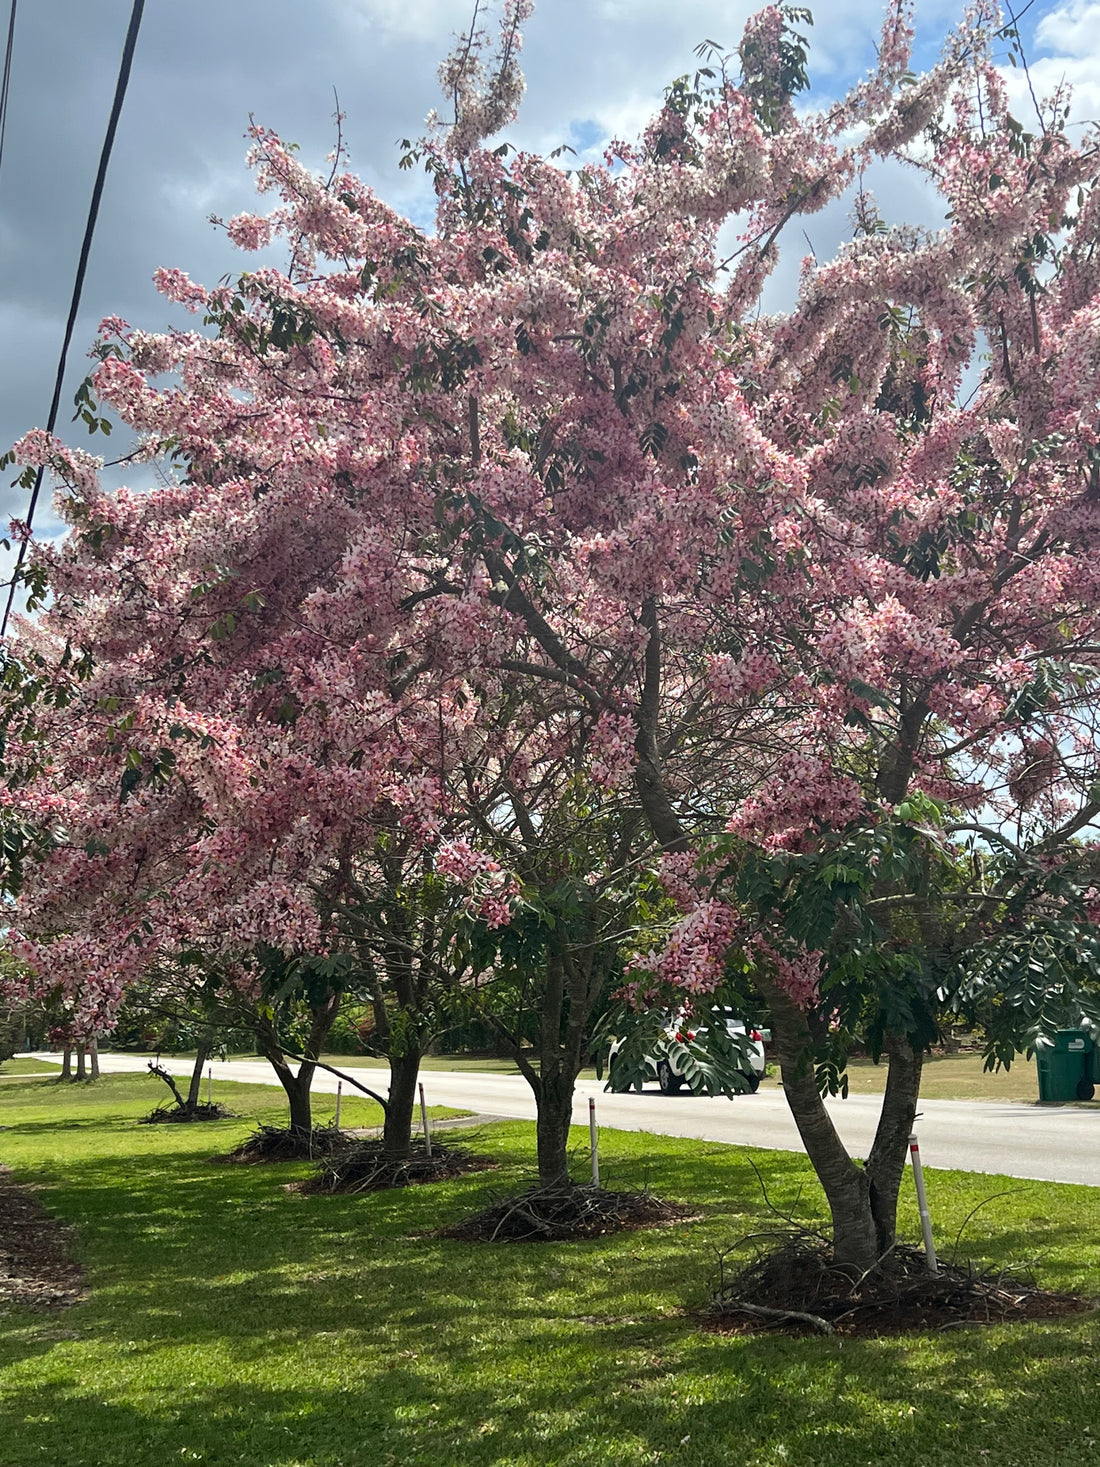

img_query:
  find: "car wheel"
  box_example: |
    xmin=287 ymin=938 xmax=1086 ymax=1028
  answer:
xmin=1076 ymin=1078 xmax=1096 ymax=1101
xmin=739 ymin=1070 xmax=761 ymax=1094
xmin=657 ymin=1060 xmax=682 ymax=1095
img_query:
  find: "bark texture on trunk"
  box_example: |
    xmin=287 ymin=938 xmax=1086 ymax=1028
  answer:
xmin=74 ymin=1045 xmax=87 ymax=1081
xmin=533 ymin=1068 xmax=575 ymax=1189
xmin=762 ymin=973 xmax=879 ymax=1274
xmin=383 ymin=1048 xmax=423 ymax=1160
xmin=186 ymin=1034 xmax=212 ymax=1111
xmin=60 ymin=1048 xmax=72 ymax=1079
xmin=866 ymin=1034 xmax=924 ymax=1256
xmin=88 ymin=1037 xmax=99 ymax=1080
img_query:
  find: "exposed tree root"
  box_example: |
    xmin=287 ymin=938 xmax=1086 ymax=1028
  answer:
xmin=301 ymin=1139 xmax=496 ymax=1194
xmin=140 ymin=1102 xmax=231 ymax=1124
xmin=0 ymin=1168 xmax=85 ymax=1312
xmin=445 ymin=1181 xmax=693 ymax=1243
xmin=213 ymin=1124 xmax=355 ymax=1164
xmin=704 ymin=1234 xmax=1095 ymax=1337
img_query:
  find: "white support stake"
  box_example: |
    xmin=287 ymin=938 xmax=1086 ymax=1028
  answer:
xmin=909 ymin=1131 xmax=938 ymax=1275
xmin=420 ymin=1081 xmax=432 ymax=1157
xmin=206 ymin=1064 xmax=212 ymax=1107
xmin=589 ymin=1097 xmax=600 ymax=1187
xmin=334 ymin=1081 xmax=343 ymax=1130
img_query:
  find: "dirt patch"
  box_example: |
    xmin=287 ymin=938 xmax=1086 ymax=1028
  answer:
xmin=298 ymin=1138 xmax=496 ymax=1195
xmin=212 ymin=1123 xmax=356 ymax=1164
xmin=444 ymin=1181 xmax=694 ymax=1243
xmin=703 ymin=1238 xmax=1096 ymax=1338
xmin=0 ymin=1168 xmax=85 ymax=1313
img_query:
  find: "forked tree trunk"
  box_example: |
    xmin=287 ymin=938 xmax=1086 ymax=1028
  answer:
xmin=524 ymin=946 xmax=599 ymax=1192
xmin=866 ymin=1033 xmax=924 ymax=1256
xmin=284 ymin=1072 xmax=314 ymax=1136
xmin=256 ymin=989 xmax=341 ymax=1137
xmin=761 ymin=975 xmax=879 ymax=1274
xmin=382 ymin=1047 xmax=424 ymax=1161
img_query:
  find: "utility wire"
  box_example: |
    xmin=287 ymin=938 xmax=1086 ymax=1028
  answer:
xmin=0 ymin=0 xmax=17 ymax=182
xmin=2 ymin=0 xmax=146 ymax=638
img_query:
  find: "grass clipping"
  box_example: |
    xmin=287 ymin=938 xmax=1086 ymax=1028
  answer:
xmin=445 ymin=1181 xmax=692 ymax=1243
xmin=705 ymin=1233 xmax=1095 ymax=1337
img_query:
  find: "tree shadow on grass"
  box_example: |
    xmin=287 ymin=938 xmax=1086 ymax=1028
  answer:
xmin=0 ymin=1124 xmax=1098 ymax=1467
xmin=2 ymin=1311 xmax=1099 ymax=1467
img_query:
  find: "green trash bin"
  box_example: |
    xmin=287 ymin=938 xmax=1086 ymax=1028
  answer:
xmin=1035 ymin=1029 xmax=1095 ymax=1102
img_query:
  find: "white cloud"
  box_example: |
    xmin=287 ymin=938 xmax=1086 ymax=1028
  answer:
xmin=1003 ymin=1 xmax=1100 ymax=131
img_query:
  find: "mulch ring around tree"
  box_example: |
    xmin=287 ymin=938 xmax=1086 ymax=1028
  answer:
xmin=0 ymin=1168 xmax=85 ymax=1313
xmin=443 ymin=1181 xmax=695 ymax=1243
xmin=211 ymin=1123 xmax=356 ymax=1164
xmin=701 ymin=1236 xmax=1097 ymax=1338
xmin=140 ymin=1102 xmax=233 ymax=1124
xmin=296 ymin=1138 xmax=497 ymax=1195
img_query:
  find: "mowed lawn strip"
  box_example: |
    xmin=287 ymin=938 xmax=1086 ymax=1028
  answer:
xmin=0 ymin=1072 xmax=1097 ymax=1467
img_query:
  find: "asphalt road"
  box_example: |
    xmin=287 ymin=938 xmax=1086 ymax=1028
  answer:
xmin=28 ymin=1050 xmax=1100 ymax=1189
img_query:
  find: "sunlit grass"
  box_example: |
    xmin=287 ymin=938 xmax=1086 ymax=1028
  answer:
xmin=0 ymin=1072 xmax=1097 ymax=1466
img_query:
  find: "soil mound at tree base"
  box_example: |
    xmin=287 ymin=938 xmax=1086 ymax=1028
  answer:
xmin=444 ymin=1181 xmax=694 ymax=1243
xmin=704 ymin=1238 xmax=1096 ymax=1337
xmin=301 ymin=1139 xmax=496 ymax=1194
xmin=213 ymin=1124 xmax=355 ymax=1164
xmin=0 ymin=1169 xmax=85 ymax=1312
xmin=140 ymin=1102 xmax=232 ymax=1124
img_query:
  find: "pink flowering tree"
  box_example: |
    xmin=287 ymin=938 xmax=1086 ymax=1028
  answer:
xmin=603 ymin=20 xmax=1100 ymax=1268
xmin=3 ymin=0 xmax=1100 ymax=1259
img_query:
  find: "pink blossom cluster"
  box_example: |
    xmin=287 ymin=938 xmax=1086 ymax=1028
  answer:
xmin=758 ymin=938 xmax=822 ymax=1009
xmin=728 ymin=755 xmax=866 ymax=850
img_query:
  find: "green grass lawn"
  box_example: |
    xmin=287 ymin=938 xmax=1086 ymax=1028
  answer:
xmin=1 ymin=1072 xmax=1098 ymax=1467
xmin=0 ymin=1058 xmax=60 ymax=1078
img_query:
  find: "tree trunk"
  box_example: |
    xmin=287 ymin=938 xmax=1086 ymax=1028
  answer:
xmin=382 ymin=1047 xmax=423 ymax=1161
xmin=255 ymin=988 xmax=340 ymax=1138
xmin=284 ymin=1072 xmax=314 ymax=1136
xmin=533 ymin=1067 xmax=575 ymax=1190
xmin=866 ymin=1033 xmax=924 ymax=1256
xmin=74 ymin=1045 xmax=87 ymax=1081
xmin=762 ymin=974 xmax=879 ymax=1274
xmin=88 ymin=1036 xmax=99 ymax=1080
xmin=186 ymin=1033 xmax=213 ymax=1112
xmin=60 ymin=1047 xmax=72 ymax=1079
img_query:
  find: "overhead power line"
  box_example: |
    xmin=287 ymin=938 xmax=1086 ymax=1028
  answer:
xmin=0 ymin=0 xmax=17 ymax=182
xmin=2 ymin=0 xmax=146 ymax=637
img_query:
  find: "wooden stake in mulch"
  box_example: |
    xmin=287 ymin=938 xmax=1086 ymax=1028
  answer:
xmin=909 ymin=1129 xmax=938 ymax=1275
xmin=420 ymin=1082 xmax=432 ymax=1158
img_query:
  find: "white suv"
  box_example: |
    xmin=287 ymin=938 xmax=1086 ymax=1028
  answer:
xmin=609 ymin=1007 xmax=768 ymax=1095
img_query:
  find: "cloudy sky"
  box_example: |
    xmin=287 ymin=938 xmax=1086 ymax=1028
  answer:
xmin=0 ymin=0 xmax=1097 ymax=564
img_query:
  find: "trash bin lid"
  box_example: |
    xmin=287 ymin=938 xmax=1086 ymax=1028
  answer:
xmin=1052 ymin=1028 xmax=1094 ymax=1052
